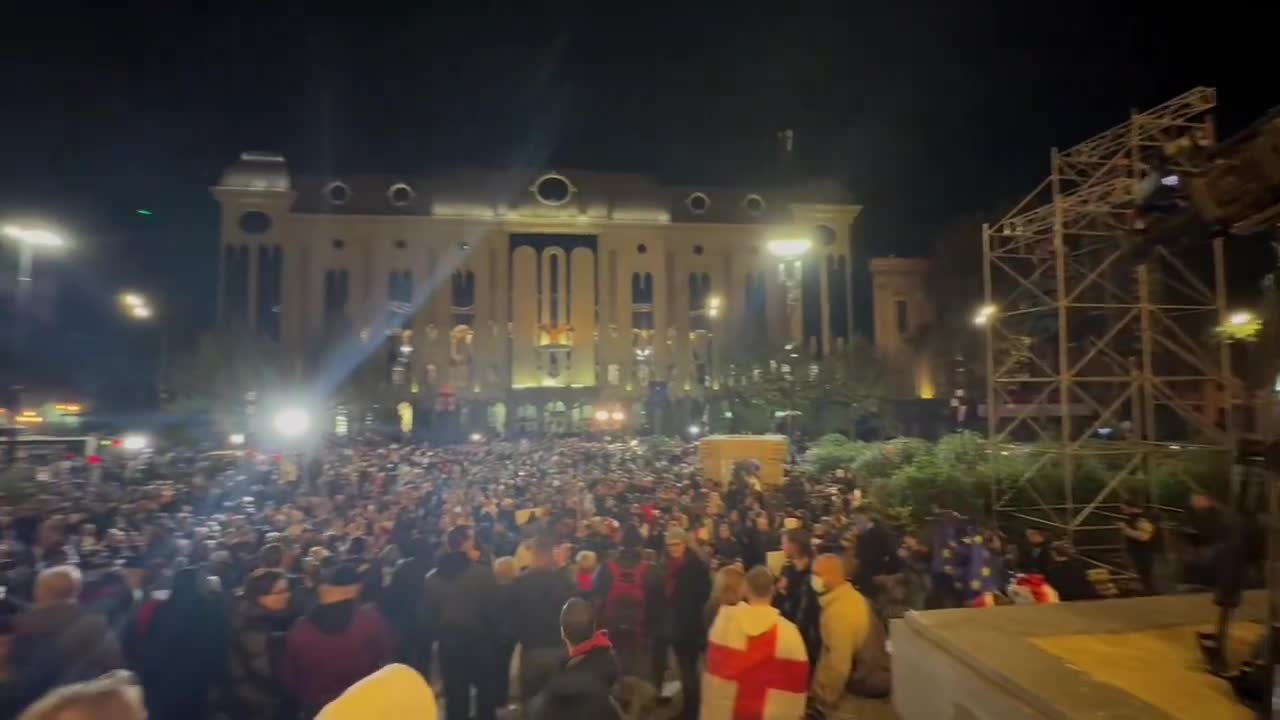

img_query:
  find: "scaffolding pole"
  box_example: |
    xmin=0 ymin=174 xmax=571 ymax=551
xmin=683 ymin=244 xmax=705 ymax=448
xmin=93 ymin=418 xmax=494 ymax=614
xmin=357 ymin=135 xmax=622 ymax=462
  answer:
xmin=983 ymin=87 xmax=1232 ymax=568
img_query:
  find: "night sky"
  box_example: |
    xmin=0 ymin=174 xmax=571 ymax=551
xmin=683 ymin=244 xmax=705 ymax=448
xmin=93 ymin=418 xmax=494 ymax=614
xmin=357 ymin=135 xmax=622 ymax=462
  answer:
xmin=0 ymin=2 xmax=1270 ymax=400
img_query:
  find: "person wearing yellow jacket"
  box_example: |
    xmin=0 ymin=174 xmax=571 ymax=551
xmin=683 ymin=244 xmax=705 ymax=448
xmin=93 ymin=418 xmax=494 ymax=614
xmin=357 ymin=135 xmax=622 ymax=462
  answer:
xmin=809 ymin=554 xmax=891 ymax=710
xmin=316 ymin=663 xmax=438 ymax=720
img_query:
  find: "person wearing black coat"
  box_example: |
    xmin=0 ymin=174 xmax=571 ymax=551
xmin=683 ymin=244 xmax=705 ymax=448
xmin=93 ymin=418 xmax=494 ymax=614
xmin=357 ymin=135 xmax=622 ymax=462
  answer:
xmin=509 ymin=536 xmax=578 ymax=701
xmin=527 ymin=598 xmax=622 ymax=720
xmin=138 ymin=567 xmax=229 ymax=720
xmin=774 ymin=529 xmax=823 ymax=667
xmin=650 ymin=528 xmax=711 ymax=720
xmin=423 ymin=525 xmax=501 ymax=720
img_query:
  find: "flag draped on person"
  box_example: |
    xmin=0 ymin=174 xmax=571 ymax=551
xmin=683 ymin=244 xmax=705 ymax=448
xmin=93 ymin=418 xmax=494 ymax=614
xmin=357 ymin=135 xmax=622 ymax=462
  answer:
xmin=702 ymin=603 xmax=809 ymax=720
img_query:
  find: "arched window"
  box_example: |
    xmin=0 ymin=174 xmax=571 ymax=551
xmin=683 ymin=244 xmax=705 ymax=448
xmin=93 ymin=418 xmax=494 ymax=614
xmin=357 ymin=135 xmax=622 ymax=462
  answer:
xmin=323 ymin=269 xmax=349 ymax=328
xmin=631 ymin=272 xmax=654 ymax=330
xmin=451 ymin=270 xmax=476 ymax=308
xmin=689 ymin=272 xmax=712 ymax=330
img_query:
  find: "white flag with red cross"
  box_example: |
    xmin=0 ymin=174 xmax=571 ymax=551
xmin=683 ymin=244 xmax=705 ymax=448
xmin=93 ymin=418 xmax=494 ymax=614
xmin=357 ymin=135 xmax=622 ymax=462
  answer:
xmin=702 ymin=603 xmax=810 ymax=720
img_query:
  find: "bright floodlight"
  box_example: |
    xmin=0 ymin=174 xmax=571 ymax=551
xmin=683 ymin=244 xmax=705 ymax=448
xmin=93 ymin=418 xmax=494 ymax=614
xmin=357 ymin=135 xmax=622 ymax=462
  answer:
xmin=272 ymin=408 xmax=311 ymax=438
xmin=594 ymin=410 xmax=609 ymax=422
xmin=708 ymin=295 xmax=722 ymax=309
xmin=227 ymin=433 xmax=246 ymax=446
xmin=972 ymin=304 xmax=997 ymax=326
xmin=2 ymin=225 xmax=65 ymax=248
xmin=469 ymin=432 xmax=484 ymax=443
xmin=610 ymin=410 xmax=625 ymax=422
xmin=1228 ymin=310 xmax=1256 ymax=326
xmin=766 ymin=238 xmax=811 ymax=258
xmin=129 ymin=305 xmax=154 ymax=319
xmin=121 ymin=434 xmax=149 ymax=451
xmin=688 ymin=424 xmax=702 ymax=436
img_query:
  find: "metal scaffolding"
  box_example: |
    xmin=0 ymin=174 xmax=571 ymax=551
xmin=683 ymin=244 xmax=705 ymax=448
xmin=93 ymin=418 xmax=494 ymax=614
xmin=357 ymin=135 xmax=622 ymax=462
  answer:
xmin=982 ymin=87 xmax=1234 ymax=556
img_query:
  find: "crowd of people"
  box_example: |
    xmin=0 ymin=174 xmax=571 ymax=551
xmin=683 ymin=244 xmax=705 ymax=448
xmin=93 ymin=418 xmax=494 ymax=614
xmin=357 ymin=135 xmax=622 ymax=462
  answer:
xmin=0 ymin=433 xmax=1240 ymax=720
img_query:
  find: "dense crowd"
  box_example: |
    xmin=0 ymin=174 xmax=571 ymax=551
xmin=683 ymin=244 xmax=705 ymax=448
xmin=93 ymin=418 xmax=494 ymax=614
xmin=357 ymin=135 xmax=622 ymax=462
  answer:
xmin=0 ymin=433 xmax=1225 ymax=720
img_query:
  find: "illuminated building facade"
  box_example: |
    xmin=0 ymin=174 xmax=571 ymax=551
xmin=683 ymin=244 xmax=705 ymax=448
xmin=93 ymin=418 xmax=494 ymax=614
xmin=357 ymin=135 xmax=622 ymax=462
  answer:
xmin=213 ymin=152 xmax=863 ymax=434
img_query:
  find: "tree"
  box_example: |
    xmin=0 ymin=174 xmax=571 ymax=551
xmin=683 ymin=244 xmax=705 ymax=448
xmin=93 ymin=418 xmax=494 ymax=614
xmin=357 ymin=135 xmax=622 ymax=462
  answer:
xmin=165 ymin=326 xmax=289 ymax=428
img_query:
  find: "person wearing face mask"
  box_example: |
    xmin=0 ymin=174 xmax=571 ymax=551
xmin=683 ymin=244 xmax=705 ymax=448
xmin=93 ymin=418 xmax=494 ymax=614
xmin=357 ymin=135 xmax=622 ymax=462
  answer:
xmin=809 ymin=554 xmax=890 ymax=712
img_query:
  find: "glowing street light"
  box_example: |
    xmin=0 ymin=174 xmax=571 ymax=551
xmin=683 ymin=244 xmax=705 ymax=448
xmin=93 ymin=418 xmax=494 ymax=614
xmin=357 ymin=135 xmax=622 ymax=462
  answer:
xmin=121 ymin=434 xmax=150 ymax=451
xmin=2 ymin=225 xmax=66 ymax=249
xmin=1228 ymin=310 xmax=1257 ymax=327
xmin=129 ymin=304 xmax=154 ymax=320
xmin=973 ymin=304 xmax=997 ymax=326
xmin=594 ymin=410 xmax=610 ymax=422
xmin=687 ymin=424 xmax=702 ymax=437
xmin=708 ymin=295 xmax=722 ymax=318
xmin=766 ymin=238 xmax=811 ymax=259
xmin=227 ymin=433 xmax=246 ymax=447
xmin=469 ymin=432 xmax=484 ymax=443
xmin=119 ymin=292 xmax=146 ymax=308
xmin=272 ymin=407 xmax=311 ymax=438
xmin=610 ymin=410 xmax=625 ymax=422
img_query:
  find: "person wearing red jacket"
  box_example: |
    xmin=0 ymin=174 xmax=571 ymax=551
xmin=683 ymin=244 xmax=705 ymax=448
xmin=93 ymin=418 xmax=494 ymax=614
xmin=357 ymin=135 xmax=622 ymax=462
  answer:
xmin=282 ymin=564 xmax=394 ymax=718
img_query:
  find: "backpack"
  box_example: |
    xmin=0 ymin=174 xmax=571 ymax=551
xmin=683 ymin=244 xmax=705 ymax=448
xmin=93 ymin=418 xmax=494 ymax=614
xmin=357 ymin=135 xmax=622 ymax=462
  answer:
xmin=603 ymin=560 xmax=648 ymax=643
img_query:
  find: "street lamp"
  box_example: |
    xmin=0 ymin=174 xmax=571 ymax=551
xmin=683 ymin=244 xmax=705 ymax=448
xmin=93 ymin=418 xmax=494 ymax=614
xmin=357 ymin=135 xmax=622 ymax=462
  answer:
xmin=1228 ymin=310 xmax=1257 ymax=327
xmin=121 ymin=434 xmax=150 ymax=451
xmin=767 ymin=237 xmax=811 ymax=349
xmin=4 ymin=224 xmax=68 ymax=345
xmin=972 ymin=304 xmax=997 ymax=327
xmin=119 ymin=292 xmax=146 ymax=309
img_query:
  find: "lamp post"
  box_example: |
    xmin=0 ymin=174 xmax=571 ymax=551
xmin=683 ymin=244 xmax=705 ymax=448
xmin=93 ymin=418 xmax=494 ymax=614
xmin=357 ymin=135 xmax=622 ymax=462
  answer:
xmin=117 ymin=291 xmax=167 ymax=407
xmin=3 ymin=224 xmax=67 ymax=346
xmin=767 ymin=238 xmax=811 ymax=440
xmin=767 ymin=237 xmax=811 ymax=350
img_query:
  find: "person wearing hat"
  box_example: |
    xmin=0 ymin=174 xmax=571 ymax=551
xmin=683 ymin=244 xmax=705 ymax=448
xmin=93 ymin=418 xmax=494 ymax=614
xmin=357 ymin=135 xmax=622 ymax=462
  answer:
xmin=281 ymin=563 xmax=394 ymax=718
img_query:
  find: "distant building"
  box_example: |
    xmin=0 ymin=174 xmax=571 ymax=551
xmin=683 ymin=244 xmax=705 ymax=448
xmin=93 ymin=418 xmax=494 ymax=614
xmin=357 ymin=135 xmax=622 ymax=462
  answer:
xmin=870 ymin=257 xmax=935 ymax=399
xmin=212 ymin=152 xmax=939 ymax=434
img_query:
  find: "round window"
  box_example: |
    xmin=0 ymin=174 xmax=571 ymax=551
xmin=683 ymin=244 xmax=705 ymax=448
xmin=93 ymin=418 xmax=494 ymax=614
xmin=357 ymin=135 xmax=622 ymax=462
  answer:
xmin=332 ymin=239 xmax=346 ymax=251
xmin=686 ymin=192 xmax=710 ymax=214
xmin=533 ymin=174 xmax=573 ymax=205
xmin=325 ymin=182 xmax=351 ymax=205
xmin=394 ymin=239 xmax=407 ymax=250
xmin=388 ymin=183 xmax=414 ymax=206
xmin=637 ymin=243 xmax=648 ymax=255
xmin=238 ymin=210 xmax=272 ymax=235
xmin=693 ymin=245 xmax=705 ymax=256
xmin=743 ymin=194 xmax=765 ymax=214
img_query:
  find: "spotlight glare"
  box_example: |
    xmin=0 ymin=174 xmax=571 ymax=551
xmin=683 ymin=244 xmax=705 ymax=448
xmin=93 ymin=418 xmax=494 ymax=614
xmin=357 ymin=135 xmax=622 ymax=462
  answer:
xmin=272 ymin=408 xmax=311 ymax=438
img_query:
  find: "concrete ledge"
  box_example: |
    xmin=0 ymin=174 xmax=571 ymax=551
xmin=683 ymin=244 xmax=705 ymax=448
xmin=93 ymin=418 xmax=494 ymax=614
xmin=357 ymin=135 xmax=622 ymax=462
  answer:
xmin=890 ymin=592 xmax=1264 ymax=720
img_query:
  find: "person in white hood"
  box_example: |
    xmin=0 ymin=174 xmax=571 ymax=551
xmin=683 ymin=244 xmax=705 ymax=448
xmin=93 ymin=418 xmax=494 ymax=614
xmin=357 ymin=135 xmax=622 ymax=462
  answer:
xmin=701 ymin=566 xmax=809 ymax=720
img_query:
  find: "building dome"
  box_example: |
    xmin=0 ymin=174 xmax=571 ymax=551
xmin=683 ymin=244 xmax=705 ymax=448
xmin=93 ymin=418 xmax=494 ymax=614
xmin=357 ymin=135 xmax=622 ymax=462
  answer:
xmin=218 ymin=151 xmax=291 ymax=191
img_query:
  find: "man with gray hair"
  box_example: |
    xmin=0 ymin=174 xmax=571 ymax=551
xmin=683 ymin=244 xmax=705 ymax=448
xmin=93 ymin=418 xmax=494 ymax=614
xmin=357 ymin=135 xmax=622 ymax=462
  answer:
xmin=17 ymin=671 xmax=145 ymax=720
xmin=4 ymin=566 xmax=125 ymax=716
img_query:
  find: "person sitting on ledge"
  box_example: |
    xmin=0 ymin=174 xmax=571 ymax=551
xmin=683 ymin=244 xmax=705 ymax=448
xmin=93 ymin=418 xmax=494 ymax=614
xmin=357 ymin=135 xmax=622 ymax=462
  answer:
xmin=809 ymin=553 xmax=890 ymax=712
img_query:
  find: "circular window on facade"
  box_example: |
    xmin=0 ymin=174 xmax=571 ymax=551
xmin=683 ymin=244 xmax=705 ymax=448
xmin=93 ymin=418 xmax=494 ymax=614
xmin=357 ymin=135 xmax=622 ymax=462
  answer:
xmin=686 ymin=192 xmax=710 ymax=214
xmin=637 ymin=243 xmax=648 ymax=255
xmin=238 ymin=210 xmax=272 ymax=235
xmin=388 ymin=183 xmax=414 ymax=206
xmin=533 ymin=173 xmax=573 ymax=206
xmin=693 ymin=244 xmax=704 ymax=256
xmin=332 ymin=239 xmax=346 ymax=250
xmin=394 ymin=239 xmax=407 ymax=249
xmin=325 ymin=181 xmax=351 ymax=205
xmin=743 ymin=194 xmax=765 ymax=215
